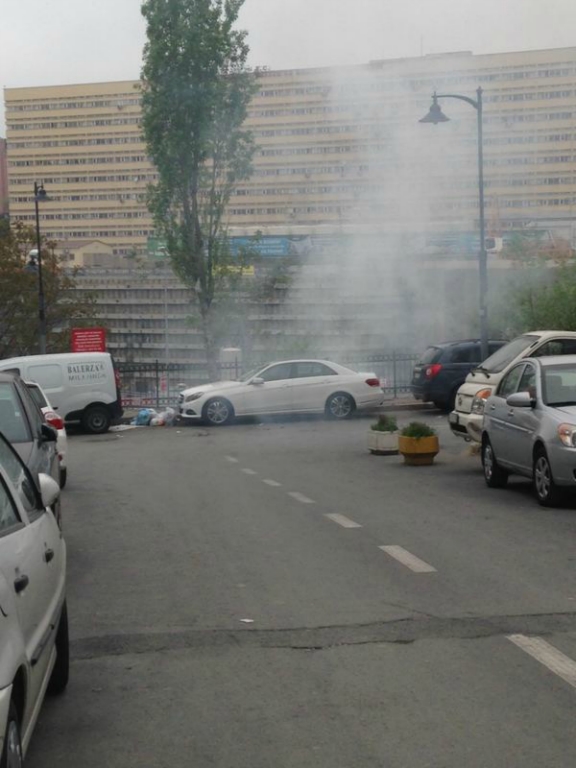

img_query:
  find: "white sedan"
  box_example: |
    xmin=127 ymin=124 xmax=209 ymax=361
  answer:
xmin=25 ymin=381 xmax=69 ymax=488
xmin=0 ymin=428 xmax=68 ymax=765
xmin=178 ymin=359 xmax=384 ymax=426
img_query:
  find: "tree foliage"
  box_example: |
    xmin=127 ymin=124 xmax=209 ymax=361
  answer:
xmin=500 ymin=232 xmax=574 ymax=267
xmin=0 ymin=222 xmax=97 ymax=358
xmin=140 ymin=0 xmax=257 ymax=376
xmin=508 ymin=264 xmax=576 ymax=332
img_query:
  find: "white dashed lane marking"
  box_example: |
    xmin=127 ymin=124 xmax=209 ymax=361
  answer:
xmin=225 ymin=456 xmax=239 ymax=463
xmin=325 ymin=513 xmax=362 ymax=529
xmin=262 ymin=479 xmax=282 ymax=487
xmin=288 ymin=492 xmax=315 ymax=505
xmin=507 ymin=635 xmax=576 ymax=690
xmin=241 ymin=468 xmax=258 ymax=475
xmin=379 ymin=545 xmax=437 ymax=573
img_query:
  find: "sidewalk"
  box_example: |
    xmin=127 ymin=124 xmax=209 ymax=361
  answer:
xmin=119 ymin=397 xmax=429 ymax=424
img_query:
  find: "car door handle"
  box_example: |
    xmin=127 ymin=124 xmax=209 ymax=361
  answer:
xmin=507 ymin=409 xmax=515 ymax=417
xmin=14 ymin=575 xmax=29 ymax=594
xmin=489 ymin=404 xmax=496 ymax=411
xmin=44 ymin=549 xmax=54 ymax=563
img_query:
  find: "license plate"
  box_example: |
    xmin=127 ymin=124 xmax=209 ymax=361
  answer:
xmin=449 ymin=412 xmax=459 ymax=425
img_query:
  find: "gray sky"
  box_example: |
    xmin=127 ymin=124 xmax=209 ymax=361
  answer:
xmin=1 ymin=0 xmax=575 ymax=133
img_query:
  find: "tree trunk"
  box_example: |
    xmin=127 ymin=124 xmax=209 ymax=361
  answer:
xmin=200 ymin=305 xmax=219 ymax=381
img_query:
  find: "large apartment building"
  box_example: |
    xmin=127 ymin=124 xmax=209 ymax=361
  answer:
xmin=0 ymin=138 xmax=8 ymax=217
xmin=5 ymin=46 xmax=576 ymax=257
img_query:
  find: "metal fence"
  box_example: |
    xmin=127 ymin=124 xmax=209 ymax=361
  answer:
xmin=117 ymin=352 xmax=419 ymax=410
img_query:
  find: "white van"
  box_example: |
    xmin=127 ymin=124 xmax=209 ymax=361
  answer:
xmin=0 ymin=352 xmax=123 ymax=433
xmin=449 ymin=331 xmax=576 ymax=442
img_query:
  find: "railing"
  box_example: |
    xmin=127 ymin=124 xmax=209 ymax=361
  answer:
xmin=116 ymin=352 xmax=419 ymax=410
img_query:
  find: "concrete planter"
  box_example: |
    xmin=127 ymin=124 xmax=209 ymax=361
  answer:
xmin=398 ymin=435 xmax=439 ymax=466
xmin=368 ymin=430 xmax=399 ymax=456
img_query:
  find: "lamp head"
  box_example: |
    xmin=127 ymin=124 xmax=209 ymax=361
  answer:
xmin=419 ymin=93 xmax=450 ymax=124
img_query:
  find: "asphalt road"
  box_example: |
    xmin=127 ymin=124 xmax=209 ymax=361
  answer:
xmin=27 ymin=412 xmax=576 ymax=767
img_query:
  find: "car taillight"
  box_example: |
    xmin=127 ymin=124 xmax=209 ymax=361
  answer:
xmin=425 ymin=364 xmax=443 ymax=379
xmin=365 ymin=377 xmax=380 ymax=387
xmin=45 ymin=412 xmax=65 ymax=430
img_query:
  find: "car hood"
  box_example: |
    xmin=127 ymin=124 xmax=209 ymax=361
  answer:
xmin=457 ymin=380 xmax=496 ymax=398
xmin=553 ymin=404 xmax=576 ymax=419
xmin=180 ymin=380 xmax=243 ymax=398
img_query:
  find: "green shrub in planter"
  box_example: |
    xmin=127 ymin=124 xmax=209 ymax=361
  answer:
xmin=368 ymin=414 xmax=399 ymax=455
xmin=398 ymin=422 xmax=439 ymax=465
xmin=400 ymin=421 xmax=436 ymax=439
xmin=371 ymin=414 xmax=398 ymax=433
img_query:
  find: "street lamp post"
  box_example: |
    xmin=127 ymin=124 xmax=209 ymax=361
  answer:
xmin=33 ymin=181 xmax=48 ymax=354
xmin=419 ymin=88 xmax=488 ymax=361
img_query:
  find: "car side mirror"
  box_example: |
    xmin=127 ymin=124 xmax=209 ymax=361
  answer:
xmin=41 ymin=423 xmax=58 ymax=442
xmin=251 ymin=377 xmax=265 ymax=386
xmin=506 ymin=391 xmax=534 ymax=408
xmin=38 ymin=473 xmax=60 ymax=508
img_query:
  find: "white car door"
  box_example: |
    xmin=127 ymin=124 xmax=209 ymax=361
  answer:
xmin=290 ymin=361 xmax=340 ymax=412
xmin=240 ymin=362 xmax=294 ymax=415
xmin=0 ymin=439 xmax=63 ymax=711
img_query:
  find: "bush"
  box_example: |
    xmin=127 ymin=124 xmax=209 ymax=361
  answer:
xmin=400 ymin=421 xmax=436 ymax=439
xmin=371 ymin=414 xmax=398 ymax=432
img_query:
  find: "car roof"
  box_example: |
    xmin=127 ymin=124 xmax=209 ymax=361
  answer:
xmin=0 ymin=371 xmax=20 ymax=383
xmin=261 ymin=359 xmax=341 ymax=366
xmin=536 ymin=355 xmax=576 ymax=367
xmin=426 ymin=339 xmax=505 ymax=348
xmin=527 ymin=330 xmax=576 ymax=338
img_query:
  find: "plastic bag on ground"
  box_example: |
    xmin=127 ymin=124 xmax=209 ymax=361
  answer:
xmin=135 ymin=408 xmax=157 ymax=426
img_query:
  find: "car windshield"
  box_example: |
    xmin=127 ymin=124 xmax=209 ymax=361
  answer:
xmin=0 ymin=383 xmax=30 ymax=443
xmin=26 ymin=383 xmax=48 ymax=409
xmin=542 ymin=365 xmax=576 ymax=407
xmin=476 ymin=334 xmax=539 ymax=374
xmin=238 ymin=365 xmax=268 ymax=383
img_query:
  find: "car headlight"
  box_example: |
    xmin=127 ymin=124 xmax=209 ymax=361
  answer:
xmin=557 ymin=423 xmax=576 ymax=447
xmin=471 ymin=388 xmax=492 ymax=415
xmin=185 ymin=392 xmax=205 ymax=403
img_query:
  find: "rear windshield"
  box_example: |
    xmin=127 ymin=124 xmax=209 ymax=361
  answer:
xmin=478 ymin=335 xmax=539 ymax=374
xmin=0 ymin=383 xmax=30 ymax=443
xmin=418 ymin=346 xmax=443 ymax=365
xmin=26 ymin=384 xmax=48 ymax=409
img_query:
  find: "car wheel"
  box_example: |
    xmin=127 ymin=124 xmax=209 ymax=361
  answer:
xmin=202 ymin=398 xmax=234 ymax=426
xmin=81 ymin=406 xmax=111 ymax=434
xmin=432 ymin=400 xmax=448 ymax=412
xmin=482 ymin=437 xmax=508 ymax=488
xmin=59 ymin=466 xmax=67 ymax=489
xmin=0 ymin=701 xmax=23 ymax=768
xmin=533 ymin=448 xmax=562 ymax=507
xmin=47 ymin=601 xmax=69 ymax=696
xmin=325 ymin=392 xmax=355 ymax=420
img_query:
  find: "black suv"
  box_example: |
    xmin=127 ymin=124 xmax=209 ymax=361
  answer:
xmin=411 ymin=339 xmax=507 ymax=411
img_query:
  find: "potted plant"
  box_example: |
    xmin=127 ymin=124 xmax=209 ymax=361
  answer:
xmin=368 ymin=414 xmax=399 ymax=456
xmin=398 ymin=422 xmax=439 ymax=466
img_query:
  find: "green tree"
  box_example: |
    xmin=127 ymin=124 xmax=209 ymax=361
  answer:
xmin=140 ymin=0 xmax=257 ymax=378
xmin=500 ymin=232 xmax=573 ymax=267
xmin=0 ymin=222 xmax=97 ymax=358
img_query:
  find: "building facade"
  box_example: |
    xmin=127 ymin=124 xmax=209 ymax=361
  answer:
xmin=0 ymin=138 xmax=8 ymax=217
xmin=4 ymin=46 xmax=576 ymax=256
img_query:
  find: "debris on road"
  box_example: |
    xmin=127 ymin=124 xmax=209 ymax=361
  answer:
xmin=131 ymin=407 xmax=177 ymax=427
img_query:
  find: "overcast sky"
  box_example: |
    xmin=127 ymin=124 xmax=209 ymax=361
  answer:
xmin=1 ymin=0 xmax=575 ymax=133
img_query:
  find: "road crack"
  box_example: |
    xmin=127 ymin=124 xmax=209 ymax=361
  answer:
xmin=71 ymin=610 xmax=576 ymax=660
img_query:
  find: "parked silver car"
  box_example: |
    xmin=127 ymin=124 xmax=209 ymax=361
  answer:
xmin=482 ymin=355 xmax=576 ymax=506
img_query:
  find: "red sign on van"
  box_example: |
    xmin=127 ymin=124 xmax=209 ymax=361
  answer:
xmin=71 ymin=327 xmax=107 ymax=353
